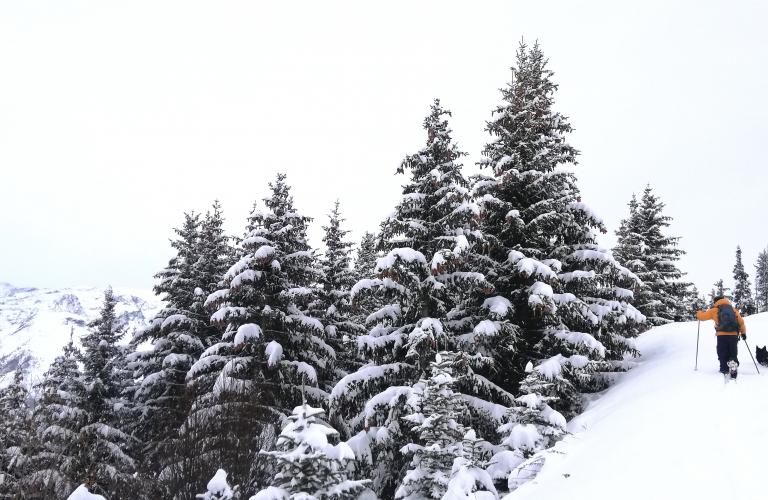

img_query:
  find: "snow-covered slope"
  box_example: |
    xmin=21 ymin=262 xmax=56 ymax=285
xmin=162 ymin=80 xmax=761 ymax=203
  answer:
xmin=507 ymin=313 xmax=768 ymax=500
xmin=0 ymin=282 xmax=162 ymax=386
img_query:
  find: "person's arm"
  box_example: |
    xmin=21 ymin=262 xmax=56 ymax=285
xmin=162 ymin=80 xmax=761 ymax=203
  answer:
xmin=697 ymin=307 xmax=717 ymax=322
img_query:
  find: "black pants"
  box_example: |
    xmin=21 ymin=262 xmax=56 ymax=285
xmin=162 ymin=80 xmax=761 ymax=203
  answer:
xmin=716 ymin=335 xmax=740 ymax=373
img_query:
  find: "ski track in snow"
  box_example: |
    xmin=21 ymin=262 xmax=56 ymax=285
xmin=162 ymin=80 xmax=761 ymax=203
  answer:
xmin=508 ymin=313 xmax=768 ymax=500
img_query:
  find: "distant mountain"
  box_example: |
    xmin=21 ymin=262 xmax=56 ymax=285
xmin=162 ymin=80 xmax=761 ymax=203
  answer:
xmin=0 ymin=282 xmax=163 ymax=387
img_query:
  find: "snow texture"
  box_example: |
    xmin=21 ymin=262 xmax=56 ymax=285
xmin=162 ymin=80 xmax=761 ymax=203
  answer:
xmin=234 ymin=323 xmax=262 ymax=346
xmin=506 ymin=314 xmax=768 ymax=499
xmin=66 ymin=485 xmax=107 ymax=500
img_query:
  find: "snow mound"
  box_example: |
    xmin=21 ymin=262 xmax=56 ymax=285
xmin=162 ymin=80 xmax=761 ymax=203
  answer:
xmin=66 ymin=485 xmax=107 ymax=500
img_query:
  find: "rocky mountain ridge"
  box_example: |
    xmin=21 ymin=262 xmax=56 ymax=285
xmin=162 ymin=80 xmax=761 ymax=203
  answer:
xmin=0 ymin=282 xmax=163 ymax=387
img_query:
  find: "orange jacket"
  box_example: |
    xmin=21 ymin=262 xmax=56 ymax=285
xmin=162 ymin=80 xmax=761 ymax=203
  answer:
xmin=696 ymin=298 xmax=746 ymax=336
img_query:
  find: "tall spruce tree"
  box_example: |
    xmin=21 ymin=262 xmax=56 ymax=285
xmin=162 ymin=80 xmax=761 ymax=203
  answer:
xmin=354 ymin=232 xmax=380 ymax=281
xmin=350 ymin=232 xmax=381 ymax=325
xmin=709 ymin=279 xmax=731 ymax=306
xmin=24 ymin=336 xmax=84 ymax=498
xmin=635 ymin=186 xmax=689 ymax=324
xmin=70 ymin=288 xmax=136 ymax=498
xmin=612 ymin=194 xmax=644 ymax=276
xmin=733 ymin=246 xmax=756 ymax=315
xmin=332 ymin=100 xmax=514 ymax=498
xmin=317 ymin=201 xmax=366 ymax=437
xmin=319 ymin=201 xmax=365 ymax=379
xmin=681 ymin=285 xmax=707 ymax=320
xmin=189 ymin=174 xmax=330 ymax=492
xmin=128 ymin=201 xmax=234 ymax=498
xmin=755 ymin=248 xmax=768 ymax=313
xmin=473 ymin=41 xmax=644 ymax=416
xmin=0 ymin=368 xmax=32 ymax=499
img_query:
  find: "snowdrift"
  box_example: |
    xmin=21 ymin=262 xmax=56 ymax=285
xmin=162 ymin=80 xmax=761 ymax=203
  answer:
xmin=506 ymin=313 xmax=768 ymax=499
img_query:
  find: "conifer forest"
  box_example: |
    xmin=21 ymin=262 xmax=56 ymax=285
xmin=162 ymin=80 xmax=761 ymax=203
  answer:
xmin=3 ymin=42 xmax=768 ymax=500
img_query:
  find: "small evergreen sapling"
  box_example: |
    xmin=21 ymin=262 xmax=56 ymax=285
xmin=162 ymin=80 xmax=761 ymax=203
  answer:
xmin=396 ymin=352 xmax=497 ymax=500
xmin=251 ymin=399 xmax=369 ymax=500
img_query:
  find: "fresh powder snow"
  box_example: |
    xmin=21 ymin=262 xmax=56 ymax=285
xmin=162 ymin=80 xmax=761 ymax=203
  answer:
xmin=505 ymin=313 xmax=768 ymax=499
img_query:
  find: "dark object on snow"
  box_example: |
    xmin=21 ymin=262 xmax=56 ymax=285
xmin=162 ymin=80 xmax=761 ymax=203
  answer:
xmin=757 ymin=346 xmax=768 ymax=367
xmin=716 ymin=335 xmax=739 ymax=374
xmin=716 ymin=304 xmax=741 ymax=333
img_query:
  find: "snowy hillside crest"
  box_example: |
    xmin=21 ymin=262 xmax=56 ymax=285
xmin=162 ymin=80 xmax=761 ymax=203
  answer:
xmin=0 ymin=282 xmax=163 ymax=385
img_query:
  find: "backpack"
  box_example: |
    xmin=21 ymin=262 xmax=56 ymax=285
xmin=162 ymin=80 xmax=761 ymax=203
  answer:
xmin=716 ymin=304 xmax=740 ymax=332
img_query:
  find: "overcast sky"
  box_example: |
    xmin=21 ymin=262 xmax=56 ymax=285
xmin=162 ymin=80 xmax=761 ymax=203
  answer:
xmin=2 ymin=1 xmax=767 ymax=298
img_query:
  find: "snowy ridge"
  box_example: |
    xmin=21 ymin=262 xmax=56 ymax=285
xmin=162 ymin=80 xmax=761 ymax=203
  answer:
xmin=0 ymin=282 xmax=162 ymax=386
xmin=506 ymin=314 xmax=768 ymax=499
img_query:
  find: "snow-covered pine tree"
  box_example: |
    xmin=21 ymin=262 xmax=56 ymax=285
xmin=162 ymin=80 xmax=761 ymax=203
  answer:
xmin=24 ymin=335 xmax=84 ymax=498
xmin=709 ymin=279 xmax=731 ymax=306
xmin=332 ymin=101 xmax=514 ymax=498
xmin=319 ymin=200 xmax=365 ymax=382
xmin=732 ymin=246 xmax=756 ymax=315
xmin=317 ymin=201 xmax=366 ymax=438
xmin=396 ymin=351 xmax=497 ymax=500
xmin=755 ymin=248 xmax=768 ymax=313
xmin=350 ymin=232 xmax=381 ymax=326
xmin=127 ymin=202 xmax=234 ymax=497
xmin=681 ymin=285 xmax=707 ymax=320
xmin=473 ymin=41 xmax=644 ymax=415
xmin=445 ymin=430 xmax=498 ymax=500
xmin=198 ymin=200 xmax=239 ymax=296
xmin=612 ymin=194 xmax=645 ymax=277
xmin=0 ymin=367 xmax=32 ymax=499
xmin=73 ymin=287 xmax=136 ymax=498
xmin=189 ymin=174 xmax=331 ymax=492
xmin=355 ymin=232 xmax=380 ymax=281
xmin=633 ymin=185 xmax=689 ymax=324
xmin=250 ymin=400 xmax=369 ymax=500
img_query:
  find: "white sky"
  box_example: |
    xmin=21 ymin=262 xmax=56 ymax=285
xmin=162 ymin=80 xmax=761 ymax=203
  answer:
xmin=2 ymin=1 xmax=767 ymax=297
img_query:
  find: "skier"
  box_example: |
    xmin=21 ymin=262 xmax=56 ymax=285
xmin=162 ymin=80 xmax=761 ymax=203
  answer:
xmin=697 ymin=296 xmax=747 ymax=378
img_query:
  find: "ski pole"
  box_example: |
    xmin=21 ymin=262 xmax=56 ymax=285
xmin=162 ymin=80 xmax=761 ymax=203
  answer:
xmin=695 ymin=321 xmax=700 ymax=371
xmin=742 ymin=337 xmax=760 ymax=374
